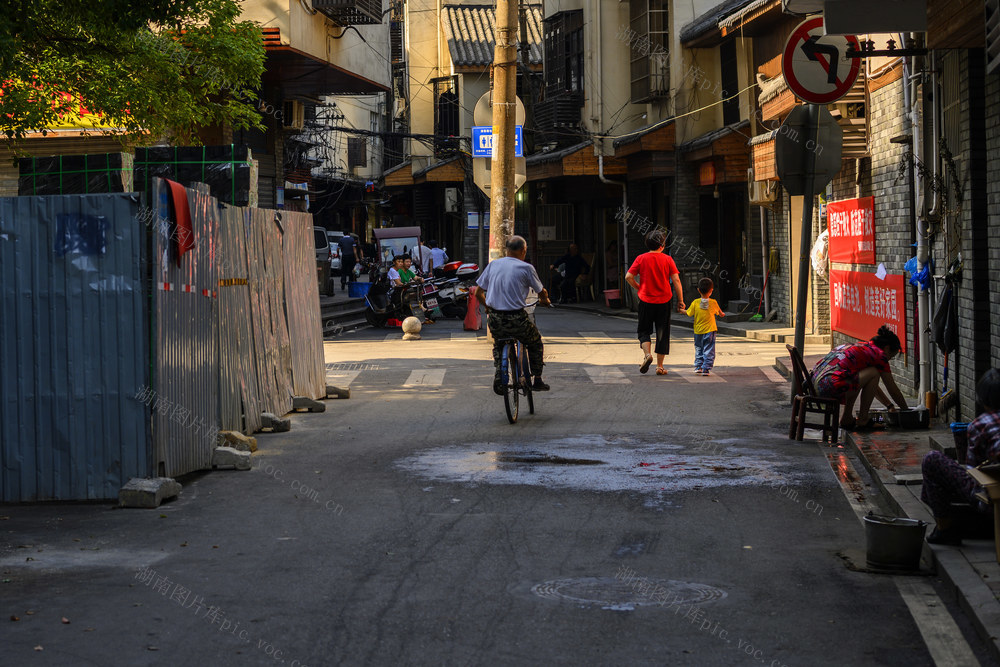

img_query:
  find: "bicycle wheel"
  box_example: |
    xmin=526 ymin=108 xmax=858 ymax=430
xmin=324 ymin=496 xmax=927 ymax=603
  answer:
xmin=519 ymin=342 xmax=534 ymax=415
xmin=503 ymin=341 xmax=519 ymax=424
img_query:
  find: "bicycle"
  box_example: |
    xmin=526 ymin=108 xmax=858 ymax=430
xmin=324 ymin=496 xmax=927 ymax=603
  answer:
xmin=495 ymin=292 xmax=550 ymax=424
xmin=498 ymin=336 xmax=534 ymax=424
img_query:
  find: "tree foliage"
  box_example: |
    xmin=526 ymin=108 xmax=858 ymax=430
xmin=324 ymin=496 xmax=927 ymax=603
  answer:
xmin=0 ymin=0 xmax=266 ymax=150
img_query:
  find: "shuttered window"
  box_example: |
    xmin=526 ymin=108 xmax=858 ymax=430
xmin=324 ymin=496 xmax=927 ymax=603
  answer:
xmin=347 ymin=137 xmax=367 ymax=170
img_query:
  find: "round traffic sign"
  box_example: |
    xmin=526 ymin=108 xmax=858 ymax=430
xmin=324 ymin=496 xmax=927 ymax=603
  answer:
xmin=782 ymin=17 xmax=861 ymax=105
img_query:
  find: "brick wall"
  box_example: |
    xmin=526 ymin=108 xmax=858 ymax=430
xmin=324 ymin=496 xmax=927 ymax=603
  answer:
xmin=988 ymin=67 xmax=1000 ymax=373
xmin=826 ymin=76 xmax=919 ymax=392
xmin=768 ymin=192 xmax=791 ymax=325
xmin=954 ymin=50 xmax=994 ymax=420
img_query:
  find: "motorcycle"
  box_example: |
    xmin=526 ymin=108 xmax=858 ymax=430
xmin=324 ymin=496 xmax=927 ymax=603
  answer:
xmin=431 ymin=261 xmax=479 ymax=319
xmin=362 ymin=259 xmax=433 ymax=328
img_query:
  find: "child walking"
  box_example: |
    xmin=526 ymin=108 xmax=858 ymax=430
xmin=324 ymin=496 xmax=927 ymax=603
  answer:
xmin=685 ymin=277 xmax=725 ymax=375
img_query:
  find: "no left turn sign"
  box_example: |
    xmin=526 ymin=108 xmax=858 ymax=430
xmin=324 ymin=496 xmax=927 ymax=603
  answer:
xmin=782 ymin=17 xmax=861 ymax=105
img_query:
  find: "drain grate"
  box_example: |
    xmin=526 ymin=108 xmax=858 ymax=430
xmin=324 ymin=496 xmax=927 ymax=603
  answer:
xmin=494 ymin=452 xmax=605 ymax=465
xmin=531 ymin=576 xmax=727 ymax=609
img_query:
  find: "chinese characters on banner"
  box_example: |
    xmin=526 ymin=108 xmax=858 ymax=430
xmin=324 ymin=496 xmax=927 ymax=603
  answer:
xmin=827 ymin=196 xmax=875 ymax=264
xmin=829 ymin=269 xmax=906 ymax=342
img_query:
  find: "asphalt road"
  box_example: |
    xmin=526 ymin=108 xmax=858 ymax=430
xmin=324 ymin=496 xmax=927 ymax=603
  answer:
xmin=0 ymin=309 xmax=968 ymax=665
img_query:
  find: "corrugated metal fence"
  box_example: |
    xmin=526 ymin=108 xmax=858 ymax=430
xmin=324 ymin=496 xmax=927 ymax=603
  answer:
xmin=152 ymin=182 xmax=220 ymax=478
xmin=1 ymin=181 xmax=325 ymax=499
xmin=282 ymin=211 xmax=325 ymax=400
xmin=0 ymin=194 xmax=150 ymax=501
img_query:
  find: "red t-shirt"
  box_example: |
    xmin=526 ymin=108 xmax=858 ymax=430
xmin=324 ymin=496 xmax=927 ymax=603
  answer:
xmin=627 ymin=252 xmax=679 ymax=304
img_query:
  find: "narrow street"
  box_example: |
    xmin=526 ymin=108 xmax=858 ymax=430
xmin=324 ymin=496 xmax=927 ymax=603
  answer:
xmin=2 ymin=310 xmax=989 ymax=665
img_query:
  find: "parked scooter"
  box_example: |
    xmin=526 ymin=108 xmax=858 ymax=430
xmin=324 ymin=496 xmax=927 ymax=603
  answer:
xmin=362 ymin=259 xmax=431 ymax=328
xmin=431 ymin=261 xmax=479 ymax=319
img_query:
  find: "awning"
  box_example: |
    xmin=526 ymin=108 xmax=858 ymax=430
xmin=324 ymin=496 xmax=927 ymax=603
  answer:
xmin=413 ymin=156 xmax=465 ymax=184
xmin=613 ymin=120 xmax=676 ymax=157
xmin=525 ymin=141 xmax=627 ymax=182
xmin=678 ymin=120 xmax=751 ymax=184
xmin=383 ymin=161 xmax=414 ymax=188
xmin=261 ymin=27 xmax=388 ymax=97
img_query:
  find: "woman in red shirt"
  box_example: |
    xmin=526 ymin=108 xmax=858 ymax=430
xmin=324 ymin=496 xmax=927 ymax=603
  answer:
xmin=625 ymin=230 xmax=686 ymax=375
xmin=811 ymin=325 xmax=909 ymax=428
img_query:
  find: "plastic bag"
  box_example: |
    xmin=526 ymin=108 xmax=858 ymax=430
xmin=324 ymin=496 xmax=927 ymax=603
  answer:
xmin=904 ymin=256 xmax=933 ymax=291
xmin=810 ymin=230 xmax=829 ymax=278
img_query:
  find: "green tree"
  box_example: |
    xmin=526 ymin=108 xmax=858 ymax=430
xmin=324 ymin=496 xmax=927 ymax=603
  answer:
xmin=0 ymin=0 xmax=266 ymax=149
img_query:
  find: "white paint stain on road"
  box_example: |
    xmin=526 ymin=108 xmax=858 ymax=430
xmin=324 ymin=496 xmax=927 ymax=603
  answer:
xmin=404 ymin=369 xmax=446 ymax=386
xmin=585 ymin=367 xmax=630 ymax=384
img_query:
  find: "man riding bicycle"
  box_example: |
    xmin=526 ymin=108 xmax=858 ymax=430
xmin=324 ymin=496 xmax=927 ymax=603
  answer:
xmin=475 ymin=235 xmax=552 ymax=395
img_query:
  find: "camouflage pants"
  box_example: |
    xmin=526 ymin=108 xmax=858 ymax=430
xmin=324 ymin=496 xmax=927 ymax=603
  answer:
xmin=488 ymin=309 xmax=545 ymax=378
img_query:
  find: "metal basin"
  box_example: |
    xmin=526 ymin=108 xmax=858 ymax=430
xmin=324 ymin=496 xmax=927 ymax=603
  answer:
xmin=864 ymin=513 xmax=927 ymax=571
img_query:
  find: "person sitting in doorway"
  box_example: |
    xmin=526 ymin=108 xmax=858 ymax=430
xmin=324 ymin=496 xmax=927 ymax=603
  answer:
xmin=549 ymin=243 xmax=590 ymax=304
xmin=920 ymin=369 xmax=1000 ymax=544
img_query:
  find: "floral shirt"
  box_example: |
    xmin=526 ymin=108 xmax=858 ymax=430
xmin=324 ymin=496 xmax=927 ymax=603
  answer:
xmin=811 ymin=341 xmax=890 ymax=388
xmin=967 ymin=410 xmax=1000 ymax=465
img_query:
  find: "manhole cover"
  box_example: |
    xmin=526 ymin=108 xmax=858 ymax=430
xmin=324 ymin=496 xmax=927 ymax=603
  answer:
xmin=531 ymin=576 xmax=726 ymax=609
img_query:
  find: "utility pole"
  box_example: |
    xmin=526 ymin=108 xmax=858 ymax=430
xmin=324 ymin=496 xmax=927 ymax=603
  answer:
xmin=489 ymin=0 xmax=518 ymax=260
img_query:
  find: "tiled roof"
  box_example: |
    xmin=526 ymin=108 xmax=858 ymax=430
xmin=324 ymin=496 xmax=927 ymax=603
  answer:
xmin=441 ymin=4 xmax=543 ymax=68
xmin=679 ymin=0 xmax=758 ymax=44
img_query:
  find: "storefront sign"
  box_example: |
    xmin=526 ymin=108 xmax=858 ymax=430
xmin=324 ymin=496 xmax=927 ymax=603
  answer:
xmin=698 ymin=161 xmax=716 ymax=186
xmin=829 ymin=269 xmax=905 ymax=341
xmin=827 ymin=196 xmax=875 ymax=264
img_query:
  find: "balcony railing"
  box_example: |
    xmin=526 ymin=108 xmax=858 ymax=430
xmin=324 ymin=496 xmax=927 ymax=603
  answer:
xmin=312 ymin=0 xmax=382 ymax=26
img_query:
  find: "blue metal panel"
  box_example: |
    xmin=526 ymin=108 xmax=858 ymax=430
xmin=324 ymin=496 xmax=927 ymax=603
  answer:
xmin=0 ymin=194 xmax=150 ymax=501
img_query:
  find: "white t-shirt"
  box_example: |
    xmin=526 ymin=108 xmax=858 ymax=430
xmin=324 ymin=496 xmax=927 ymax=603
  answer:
xmin=414 ymin=245 xmax=433 ymax=273
xmin=387 ymin=267 xmax=401 ymax=284
xmin=476 ymin=256 xmax=544 ymax=311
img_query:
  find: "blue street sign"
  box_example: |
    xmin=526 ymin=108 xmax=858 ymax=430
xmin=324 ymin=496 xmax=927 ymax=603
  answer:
xmin=471 ymin=126 xmax=523 ymax=158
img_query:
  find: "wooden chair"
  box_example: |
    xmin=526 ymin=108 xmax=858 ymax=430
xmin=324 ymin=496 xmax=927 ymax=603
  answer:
xmin=967 ymin=467 xmax=1000 ymax=563
xmin=786 ymin=344 xmax=840 ymax=443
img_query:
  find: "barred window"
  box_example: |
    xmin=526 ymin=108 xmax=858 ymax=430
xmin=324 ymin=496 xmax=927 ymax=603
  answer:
xmin=544 ymin=10 xmax=584 ymax=98
xmin=629 ymin=0 xmax=669 ymax=103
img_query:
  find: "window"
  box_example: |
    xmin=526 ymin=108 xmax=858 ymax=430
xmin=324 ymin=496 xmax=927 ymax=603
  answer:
xmin=432 ymin=75 xmax=460 ymax=156
xmin=543 ymin=11 xmax=584 ymax=98
xmin=720 ymin=40 xmax=739 ymax=125
xmin=629 ymin=0 xmax=669 ymax=103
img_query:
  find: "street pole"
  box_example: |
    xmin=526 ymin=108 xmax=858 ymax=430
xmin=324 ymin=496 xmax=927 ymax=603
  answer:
xmin=489 ymin=0 xmax=518 ymax=261
xmin=791 ymin=104 xmax=819 ymax=400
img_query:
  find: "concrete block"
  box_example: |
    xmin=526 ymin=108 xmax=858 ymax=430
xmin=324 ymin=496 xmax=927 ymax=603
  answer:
xmin=217 ymin=430 xmax=258 ymax=452
xmin=292 ymin=396 xmax=326 ymax=413
xmin=119 ymin=477 xmax=182 ymax=508
xmin=326 ymin=385 xmax=351 ymax=399
xmin=261 ymin=412 xmax=291 ymax=432
xmin=212 ymin=446 xmax=252 ymax=470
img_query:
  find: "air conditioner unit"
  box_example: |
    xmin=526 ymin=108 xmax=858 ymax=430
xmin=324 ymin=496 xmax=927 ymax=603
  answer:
xmin=282 ymin=100 xmax=305 ymax=130
xmin=749 ymin=180 xmax=778 ymax=206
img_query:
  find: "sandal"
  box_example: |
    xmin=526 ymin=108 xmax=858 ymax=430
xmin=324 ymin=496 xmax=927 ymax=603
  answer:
xmin=640 ymin=355 xmax=653 ymax=374
xmin=656 ymin=367 xmax=668 ymax=375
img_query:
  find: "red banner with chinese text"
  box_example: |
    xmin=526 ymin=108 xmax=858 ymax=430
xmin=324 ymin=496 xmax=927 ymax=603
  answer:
xmin=829 ymin=269 xmax=905 ymax=342
xmin=827 ymin=196 xmax=875 ymax=264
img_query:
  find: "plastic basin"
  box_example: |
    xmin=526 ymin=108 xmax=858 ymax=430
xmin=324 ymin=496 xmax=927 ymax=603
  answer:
xmin=347 ymin=282 xmax=371 ymax=298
